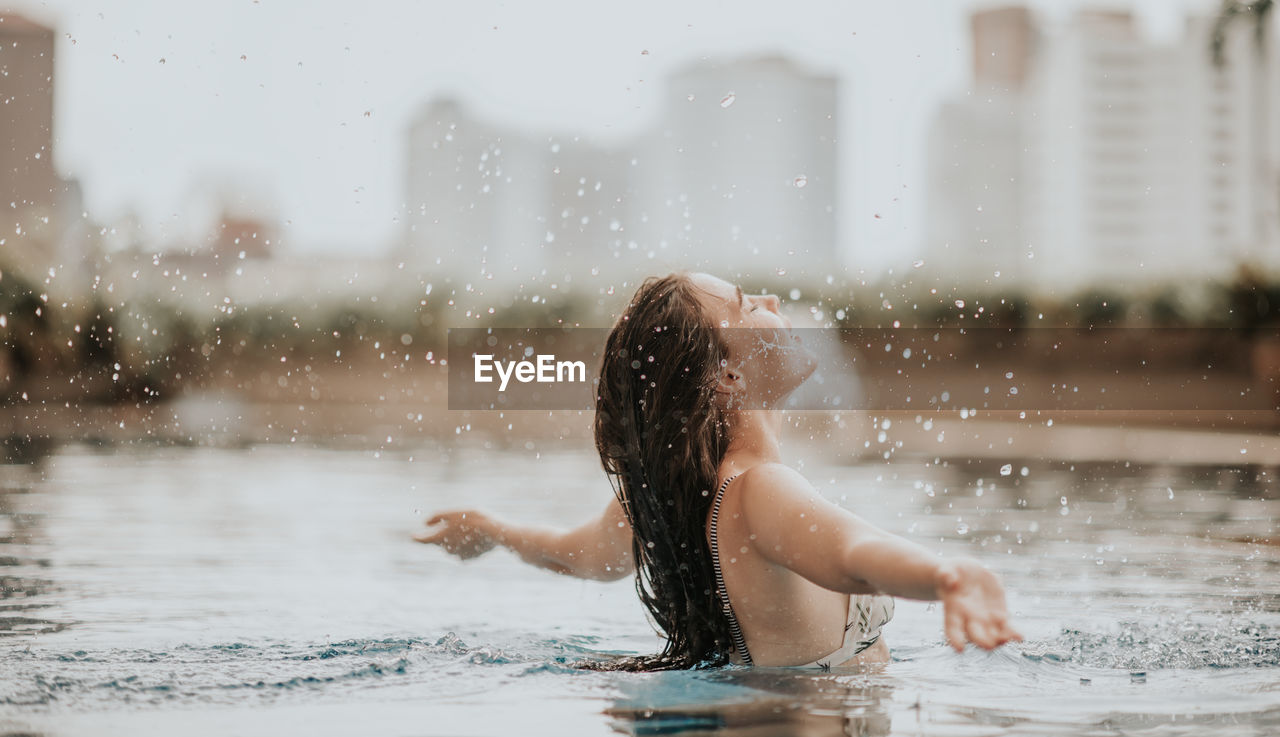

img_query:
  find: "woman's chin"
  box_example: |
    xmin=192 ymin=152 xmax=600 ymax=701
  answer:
xmin=755 ymin=374 xmax=819 ymax=409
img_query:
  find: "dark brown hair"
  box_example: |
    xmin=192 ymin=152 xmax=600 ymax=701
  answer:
xmin=577 ymin=271 xmax=737 ymax=671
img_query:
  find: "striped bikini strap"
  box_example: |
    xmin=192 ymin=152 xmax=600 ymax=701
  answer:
xmin=710 ymin=473 xmax=752 ymax=665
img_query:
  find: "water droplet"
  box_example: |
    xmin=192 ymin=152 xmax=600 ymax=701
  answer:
xmin=719 ymin=92 xmax=736 ymax=108
xmin=793 ymin=175 xmax=807 ymax=188
xmin=999 ymin=464 xmax=1013 ymax=476
xmin=954 ymin=299 xmax=966 ymax=309
xmin=912 ymin=259 xmax=925 ymax=268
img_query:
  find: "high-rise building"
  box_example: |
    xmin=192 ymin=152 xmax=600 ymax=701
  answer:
xmin=402 ymin=55 xmax=841 ymax=293
xmin=972 ymin=6 xmax=1036 ymax=93
xmin=648 ymin=55 xmax=839 ymax=284
xmin=403 ymin=97 xmax=521 ymax=286
xmin=0 ymin=14 xmax=57 ymax=218
xmin=926 ymin=7 xmax=1275 ymax=290
xmin=924 ymin=92 xmax=1025 ymax=284
xmin=925 ymin=8 xmax=1035 ymax=285
xmin=0 ymin=13 xmax=92 ymax=293
xmin=403 ymin=98 xmax=638 ymax=290
xmin=541 ymin=136 xmax=643 ymax=281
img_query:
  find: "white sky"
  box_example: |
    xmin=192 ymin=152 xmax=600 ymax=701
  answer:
xmin=13 ymin=0 xmax=1216 ymax=271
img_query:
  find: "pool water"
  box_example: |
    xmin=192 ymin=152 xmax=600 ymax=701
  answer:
xmin=0 ymin=440 xmax=1277 ymax=736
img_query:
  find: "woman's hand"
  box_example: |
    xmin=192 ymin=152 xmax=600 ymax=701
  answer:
xmin=413 ymin=510 xmax=501 ymax=560
xmin=937 ymin=558 xmax=1023 ymax=652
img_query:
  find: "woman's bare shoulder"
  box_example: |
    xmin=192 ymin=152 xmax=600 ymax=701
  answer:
xmin=731 ymin=463 xmax=870 ymax=581
xmin=733 ymin=462 xmax=822 ymax=510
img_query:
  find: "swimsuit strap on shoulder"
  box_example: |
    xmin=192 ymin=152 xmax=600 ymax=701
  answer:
xmin=710 ymin=473 xmax=752 ymax=665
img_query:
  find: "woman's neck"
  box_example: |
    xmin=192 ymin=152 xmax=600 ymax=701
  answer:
xmin=723 ymin=410 xmax=784 ymax=467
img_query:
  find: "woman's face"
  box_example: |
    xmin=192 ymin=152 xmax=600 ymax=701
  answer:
xmin=688 ymin=272 xmax=818 ymax=409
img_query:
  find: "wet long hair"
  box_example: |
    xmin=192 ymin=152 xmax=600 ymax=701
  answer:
xmin=577 ymin=271 xmax=737 ymax=671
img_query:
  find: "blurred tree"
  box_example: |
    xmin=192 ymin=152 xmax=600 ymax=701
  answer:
xmin=78 ymin=300 xmax=119 ymax=370
xmin=1 ymin=276 xmax=51 ymax=395
xmin=1075 ymin=290 xmax=1127 ymax=328
xmin=1148 ymin=287 xmax=1189 ymax=327
xmin=984 ymin=294 xmax=1029 ymax=328
xmin=1226 ymin=262 xmax=1279 ymax=332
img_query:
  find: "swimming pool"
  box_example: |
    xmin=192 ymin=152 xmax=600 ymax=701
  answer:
xmin=0 ymin=439 xmax=1276 ymax=736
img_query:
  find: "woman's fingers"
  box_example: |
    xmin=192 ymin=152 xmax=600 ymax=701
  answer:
xmin=413 ymin=529 xmax=446 ymax=545
xmin=939 ymin=561 xmax=1019 ymax=653
xmin=966 ymin=618 xmax=997 ymax=650
xmin=967 ymin=612 xmax=1026 ymax=650
xmin=426 ymin=511 xmax=465 ymax=526
xmin=943 ymin=607 xmax=967 ymax=653
xmin=998 ymin=622 xmax=1024 ymax=645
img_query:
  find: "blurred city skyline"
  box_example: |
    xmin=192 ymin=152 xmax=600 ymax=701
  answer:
xmin=927 ymin=5 xmax=1280 ymax=289
xmin=1 ymin=0 xmax=1279 ymax=436
xmin=5 ymin=0 xmax=1223 ymax=278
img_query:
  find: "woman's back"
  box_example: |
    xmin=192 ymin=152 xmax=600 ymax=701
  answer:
xmin=705 ymin=464 xmax=892 ymax=668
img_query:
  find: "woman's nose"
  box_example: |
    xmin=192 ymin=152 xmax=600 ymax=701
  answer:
xmin=766 ymin=294 xmax=781 ymax=312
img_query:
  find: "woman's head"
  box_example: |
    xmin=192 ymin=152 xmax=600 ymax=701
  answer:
xmin=684 ymin=272 xmax=818 ymax=411
xmin=585 ymin=270 xmax=815 ymax=671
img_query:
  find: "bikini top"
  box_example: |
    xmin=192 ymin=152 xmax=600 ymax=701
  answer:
xmin=706 ymin=475 xmax=752 ymax=665
xmin=708 ymin=473 xmax=754 ymax=663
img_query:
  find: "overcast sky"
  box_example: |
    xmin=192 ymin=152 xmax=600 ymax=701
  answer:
xmin=13 ymin=0 xmax=1216 ymax=271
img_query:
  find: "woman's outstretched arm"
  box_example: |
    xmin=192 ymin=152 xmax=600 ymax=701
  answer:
xmin=736 ymin=463 xmax=1022 ymax=652
xmin=414 ymin=494 xmax=635 ymax=581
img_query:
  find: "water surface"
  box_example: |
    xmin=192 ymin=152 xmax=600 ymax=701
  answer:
xmin=0 ymin=440 xmax=1277 ymax=736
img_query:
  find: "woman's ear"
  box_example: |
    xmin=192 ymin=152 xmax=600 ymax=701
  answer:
xmin=714 ymin=362 xmax=747 ymax=398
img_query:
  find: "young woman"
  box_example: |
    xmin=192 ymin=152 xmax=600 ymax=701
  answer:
xmin=416 ymin=271 xmax=1022 ymax=671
